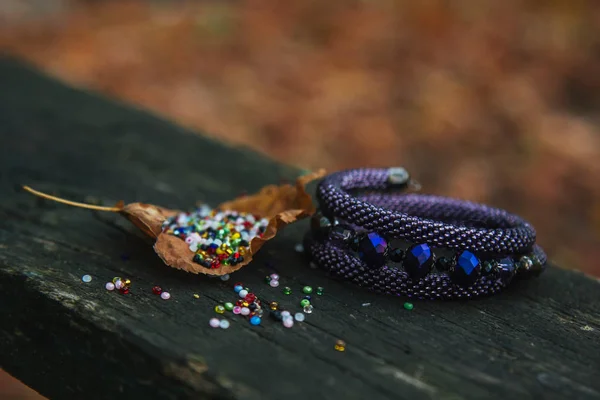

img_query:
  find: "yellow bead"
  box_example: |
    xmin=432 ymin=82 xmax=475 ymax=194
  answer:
xmin=124 ymin=279 xmax=131 ymax=287
xmin=334 ymin=340 xmax=346 ymax=352
xmin=232 ymin=232 xmax=241 ymax=240
xmin=202 ymin=232 xmax=208 ymax=238
xmin=238 ymin=248 xmax=247 ymax=255
xmin=215 ymin=305 xmax=225 ymax=314
xmin=216 ymin=248 xmax=224 ymax=255
xmin=242 ymin=301 xmax=249 ymax=307
xmin=226 ymin=248 xmax=234 ymax=255
xmin=193 ymin=294 xmax=200 ymax=299
xmin=112 ymin=276 xmax=122 ymax=284
xmin=269 ymin=301 xmax=279 ymax=310
xmin=220 ymin=243 xmax=228 ymax=250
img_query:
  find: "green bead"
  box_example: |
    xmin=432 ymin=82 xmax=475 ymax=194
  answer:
xmin=264 ymin=275 xmax=272 ymax=283
xmin=224 ymin=302 xmax=234 ymax=311
xmin=403 ymin=302 xmax=414 ymax=310
xmin=302 ymin=286 xmax=313 ymax=294
xmin=231 ymin=239 xmax=241 ymax=247
xmin=282 ymin=286 xmax=292 ymax=295
xmin=316 ymin=287 xmax=324 ymax=295
xmin=300 ymin=299 xmax=310 ymax=307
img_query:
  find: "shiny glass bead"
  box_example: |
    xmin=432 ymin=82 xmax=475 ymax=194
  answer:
xmin=282 ymin=286 xmax=292 ymax=295
xmin=294 ymin=313 xmax=305 ymax=322
xmin=209 ymin=318 xmax=220 ymax=328
xmin=161 ymin=291 xmax=171 ymax=300
xmin=112 ymin=276 xmax=122 ymax=284
xmin=357 ymin=233 xmax=388 ymax=267
xmin=311 ymin=212 xmax=332 ymax=240
xmin=152 ymin=286 xmax=162 ymax=295
xmin=404 ymin=244 xmax=434 ymax=279
xmin=302 ymin=286 xmax=313 ymax=294
xmin=403 ymin=302 xmax=414 ymax=310
xmin=316 ymin=287 xmax=324 ymax=295
xmin=387 ymin=167 xmax=410 ymax=186
xmin=269 ymin=301 xmax=279 ymax=310
xmin=250 ymin=316 xmax=261 ymax=326
xmin=281 ymin=311 xmax=291 ymax=318
xmin=240 ymin=307 xmax=250 ymax=316
xmin=496 ymin=257 xmax=516 ymax=281
xmin=219 ymin=320 xmax=230 ymax=329
xmin=517 ymin=256 xmax=533 ymax=271
xmin=283 ymin=318 xmax=294 ymax=328
xmin=81 ymin=275 xmax=92 ymax=283
xmin=303 ymin=305 xmax=314 ymax=314
xmin=270 ymin=273 xmax=280 ymax=280
xmin=105 ymin=282 xmax=115 ymax=291
xmin=329 ymin=225 xmax=355 ymax=244
xmin=435 ymin=256 xmax=455 ymax=272
xmin=264 ymin=275 xmax=272 ymax=283
xmin=233 ymin=285 xmax=243 ymax=293
xmin=300 ymin=299 xmax=310 ymax=307
xmin=233 ymin=306 xmax=242 ymax=314
xmin=269 ymin=280 xmax=280 ymax=288
xmin=334 ymin=340 xmax=346 ymax=352
xmin=224 ymin=302 xmax=234 ymax=311
xmin=238 ymin=289 xmax=249 ymax=298
xmin=452 ymin=250 xmax=481 ymax=287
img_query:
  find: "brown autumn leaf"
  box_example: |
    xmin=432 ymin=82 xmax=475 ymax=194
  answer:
xmin=23 ymin=169 xmax=325 ymax=276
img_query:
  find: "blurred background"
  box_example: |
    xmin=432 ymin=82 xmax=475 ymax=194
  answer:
xmin=1 ymin=0 xmax=599 ymax=398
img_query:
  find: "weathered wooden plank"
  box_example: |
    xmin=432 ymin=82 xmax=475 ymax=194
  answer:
xmin=0 ymin=58 xmax=599 ymax=400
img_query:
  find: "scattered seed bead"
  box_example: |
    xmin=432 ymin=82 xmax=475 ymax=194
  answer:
xmin=270 ymin=273 xmax=280 ymax=280
xmin=238 ymin=289 xmax=249 ymax=298
xmin=300 ymin=299 xmax=310 ymax=307
xmin=193 ymin=294 xmax=200 ymax=299
xmin=283 ymin=318 xmax=294 ymax=328
xmin=241 ymin=307 xmax=250 ymax=316
xmin=219 ymin=319 xmax=230 ymax=329
xmin=303 ymin=295 xmax=311 ymax=301
xmin=215 ymin=305 xmax=225 ymax=314
xmin=161 ymin=292 xmax=171 ymax=300
xmin=264 ymin=275 xmax=272 ymax=283
xmin=105 ymin=282 xmax=115 ymax=291
xmin=404 ymin=302 xmax=414 ymax=310
xmin=119 ymin=287 xmax=130 ymax=295
xmin=282 ymin=286 xmax=292 ymax=295
xmin=250 ymin=316 xmax=261 ymax=325
xmin=114 ymin=280 xmax=123 ymax=290
xmin=220 ymin=274 xmax=230 ymax=281
xmin=303 ymin=305 xmax=314 ymax=314
xmin=269 ymin=280 xmax=280 ymax=288
xmin=269 ymin=301 xmax=279 ymax=310
xmin=302 ymin=286 xmax=313 ymax=294
xmin=294 ymin=243 xmax=304 ymax=253
xmin=294 ymin=312 xmax=305 ymax=322
xmin=233 ymin=306 xmax=242 ymax=314
xmin=234 ymin=285 xmax=243 ymax=293
xmin=316 ymin=287 xmax=324 ymax=295
xmin=112 ymin=276 xmax=122 ymax=284
xmin=281 ymin=311 xmax=291 ymax=318
xmin=209 ymin=318 xmax=220 ymax=328
xmin=81 ymin=275 xmax=92 ymax=283
xmin=224 ymin=302 xmax=234 ymax=311
xmin=123 ymin=279 xmax=132 ymax=287
xmin=152 ymin=286 xmax=162 ymax=295
xmin=334 ymin=340 xmax=346 ymax=352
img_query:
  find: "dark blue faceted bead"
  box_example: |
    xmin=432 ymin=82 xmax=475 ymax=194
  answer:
xmin=358 ymin=233 xmax=388 ymax=268
xmin=452 ymin=250 xmax=481 ymax=287
xmin=496 ymin=257 xmax=516 ymax=282
xmin=404 ymin=244 xmax=434 ymax=280
xmin=311 ymin=212 xmax=332 ymax=241
xmin=329 ymin=225 xmax=355 ymax=245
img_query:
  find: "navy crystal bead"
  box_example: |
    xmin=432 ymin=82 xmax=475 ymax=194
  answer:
xmin=404 ymin=243 xmax=434 ymax=280
xmin=496 ymin=257 xmax=516 ymax=282
xmin=452 ymin=250 xmax=481 ymax=287
xmin=357 ymin=232 xmax=388 ymax=268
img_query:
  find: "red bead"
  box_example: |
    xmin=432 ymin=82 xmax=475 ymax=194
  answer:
xmin=119 ymin=287 xmax=130 ymax=295
xmin=234 ymin=282 xmax=243 ymax=287
xmin=243 ymin=221 xmax=253 ymax=229
xmin=152 ymin=286 xmax=162 ymax=295
xmin=218 ymin=253 xmax=228 ymax=261
xmin=236 ymin=299 xmax=244 ymax=306
xmin=244 ymin=293 xmax=257 ymax=303
xmin=211 ymin=260 xmax=221 ymax=269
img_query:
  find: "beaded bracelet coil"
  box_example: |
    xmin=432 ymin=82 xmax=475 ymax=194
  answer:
xmin=304 ymin=168 xmax=547 ymax=299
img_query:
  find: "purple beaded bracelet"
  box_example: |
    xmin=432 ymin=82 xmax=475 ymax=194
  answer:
xmin=304 ymin=167 xmax=547 ymax=300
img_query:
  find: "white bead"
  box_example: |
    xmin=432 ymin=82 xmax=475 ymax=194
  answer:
xmin=105 ymin=282 xmax=115 ymax=291
xmin=209 ymin=318 xmax=220 ymax=328
xmin=114 ymin=280 xmax=123 ymax=289
xmin=189 ymin=243 xmax=198 ymax=252
xmin=213 ymin=239 xmax=222 ymax=246
xmin=161 ymin=292 xmax=171 ymax=300
xmin=294 ymin=313 xmax=305 ymax=322
xmin=281 ymin=311 xmax=291 ymax=318
xmin=219 ymin=320 xmax=230 ymax=329
xmin=240 ymin=307 xmax=250 ymax=316
xmin=81 ymin=274 xmax=92 ymax=283
xmin=238 ymin=289 xmax=248 ymax=298
xmin=269 ymin=280 xmax=279 ymax=288
xmin=220 ymin=274 xmax=230 ymax=281
xmin=283 ymin=318 xmax=294 ymax=328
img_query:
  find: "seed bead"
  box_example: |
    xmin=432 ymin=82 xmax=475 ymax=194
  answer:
xmin=302 ymin=286 xmax=313 ymax=294
xmin=300 ymin=299 xmax=310 ymax=307
xmin=209 ymin=318 xmax=220 ymax=328
xmin=105 ymin=282 xmax=115 ymax=291
xmin=161 ymin=292 xmax=171 ymax=300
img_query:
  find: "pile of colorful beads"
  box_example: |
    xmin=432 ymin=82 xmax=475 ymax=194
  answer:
xmin=162 ymin=206 xmax=270 ymax=270
xmin=231 ymin=282 xmax=265 ymax=325
xmin=105 ymin=276 xmax=132 ymax=294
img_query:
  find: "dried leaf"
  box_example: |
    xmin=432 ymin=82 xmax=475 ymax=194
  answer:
xmin=23 ymin=169 xmax=325 ymax=276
